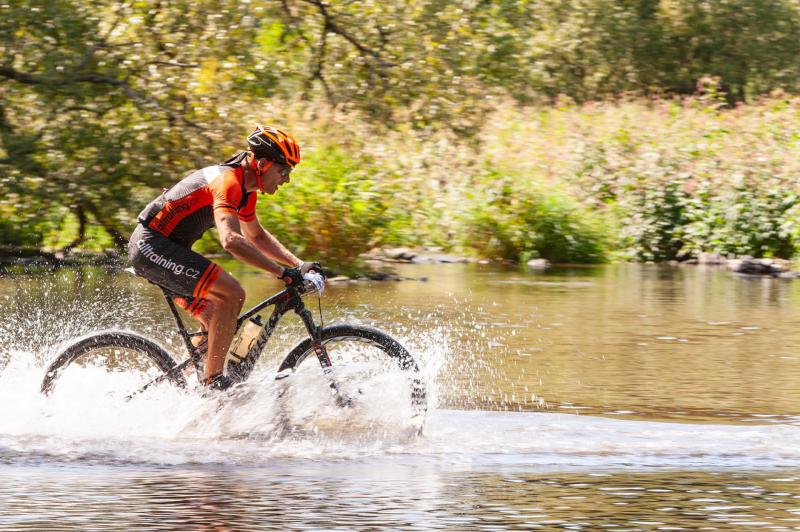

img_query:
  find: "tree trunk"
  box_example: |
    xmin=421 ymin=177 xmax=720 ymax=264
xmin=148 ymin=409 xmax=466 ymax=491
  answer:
xmin=83 ymin=201 xmax=129 ymax=250
xmin=62 ymin=205 xmax=88 ymax=253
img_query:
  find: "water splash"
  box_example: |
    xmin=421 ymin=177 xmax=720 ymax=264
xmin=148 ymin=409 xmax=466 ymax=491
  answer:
xmin=0 ymin=272 xmax=447 ymax=466
xmin=2 ymin=269 xmax=800 ymax=472
xmin=2 ymin=338 xmax=800 ymax=472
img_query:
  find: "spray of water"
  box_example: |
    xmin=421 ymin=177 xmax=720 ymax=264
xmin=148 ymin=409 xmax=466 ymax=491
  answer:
xmin=3 ymin=270 xmax=800 ymax=471
xmin=0 ymin=270 xmax=453 ymax=466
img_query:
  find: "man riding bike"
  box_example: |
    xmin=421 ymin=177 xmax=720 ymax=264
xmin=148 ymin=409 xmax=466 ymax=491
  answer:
xmin=128 ymin=125 xmax=316 ymax=391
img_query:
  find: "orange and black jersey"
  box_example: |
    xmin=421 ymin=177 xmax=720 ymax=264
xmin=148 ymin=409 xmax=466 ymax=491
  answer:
xmin=137 ymin=159 xmax=257 ymax=248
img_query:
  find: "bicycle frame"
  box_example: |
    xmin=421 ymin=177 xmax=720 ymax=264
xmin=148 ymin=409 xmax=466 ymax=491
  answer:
xmin=158 ymin=284 xmax=330 ymax=385
xmin=45 ymin=271 xmax=420 ymax=413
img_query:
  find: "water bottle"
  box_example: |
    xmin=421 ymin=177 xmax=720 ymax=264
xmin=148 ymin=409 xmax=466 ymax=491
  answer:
xmin=227 ymin=317 xmax=262 ymax=365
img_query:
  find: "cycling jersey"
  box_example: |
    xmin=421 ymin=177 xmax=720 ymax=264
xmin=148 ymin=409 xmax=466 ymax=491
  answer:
xmin=137 ymin=158 xmax=257 ymax=248
xmin=130 ymin=153 xmax=256 ymax=317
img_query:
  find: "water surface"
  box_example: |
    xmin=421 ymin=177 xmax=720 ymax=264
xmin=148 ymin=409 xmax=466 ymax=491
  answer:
xmin=1 ymin=262 xmax=800 ymax=529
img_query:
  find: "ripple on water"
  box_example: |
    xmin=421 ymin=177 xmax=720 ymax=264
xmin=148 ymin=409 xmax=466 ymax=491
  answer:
xmin=3 ymin=266 xmax=800 ymax=529
xmin=2 ymin=466 xmax=800 ymax=530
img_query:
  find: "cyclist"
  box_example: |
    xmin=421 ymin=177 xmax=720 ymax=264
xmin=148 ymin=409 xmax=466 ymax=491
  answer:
xmin=128 ymin=125 xmax=316 ymax=391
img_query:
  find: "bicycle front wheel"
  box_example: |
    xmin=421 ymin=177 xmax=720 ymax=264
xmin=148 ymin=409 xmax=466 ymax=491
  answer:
xmin=277 ymin=324 xmax=428 ymax=427
xmin=41 ymin=330 xmax=187 ymax=397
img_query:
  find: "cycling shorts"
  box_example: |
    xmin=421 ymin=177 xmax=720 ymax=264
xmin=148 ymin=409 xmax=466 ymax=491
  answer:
xmin=128 ymin=224 xmax=221 ymax=317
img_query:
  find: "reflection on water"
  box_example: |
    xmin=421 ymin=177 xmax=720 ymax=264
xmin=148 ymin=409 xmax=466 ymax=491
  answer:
xmin=2 ymin=465 xmax=800 ymax=530
xmin=4 ymin=262 xmax=800 ymax=423
xmin=3 ymin=263 xmax=800 ymax=528
xmin=360 ymin=263 xmax=800 ymax=423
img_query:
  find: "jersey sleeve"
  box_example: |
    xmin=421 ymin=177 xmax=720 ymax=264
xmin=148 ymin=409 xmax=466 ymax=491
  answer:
xmin=208 ymin=169 xmax=243 ymax=215
xmin=238 ymin=192 xmax=258 ymax=223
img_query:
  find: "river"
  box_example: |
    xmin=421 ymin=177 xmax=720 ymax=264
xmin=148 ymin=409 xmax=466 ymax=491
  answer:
xmin=1 ymin=262 xmax=800 ymax=529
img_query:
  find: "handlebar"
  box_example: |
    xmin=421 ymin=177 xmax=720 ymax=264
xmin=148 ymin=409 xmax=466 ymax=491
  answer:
xmin=296 ymin=270 xmax=326 ymax=297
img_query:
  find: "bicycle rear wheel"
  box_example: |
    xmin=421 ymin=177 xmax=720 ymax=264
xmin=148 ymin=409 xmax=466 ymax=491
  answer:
xmin=276 ymin=324 xmax=427 ymax=430
xmin=41 ymin=330 xmax=186 ymax=396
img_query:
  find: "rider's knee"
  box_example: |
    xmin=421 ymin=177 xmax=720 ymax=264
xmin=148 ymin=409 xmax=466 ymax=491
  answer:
xmin=215 ymin=280 xmax=245 ymax=310
xmin=207 ymin=270 xmax=245 ymax=307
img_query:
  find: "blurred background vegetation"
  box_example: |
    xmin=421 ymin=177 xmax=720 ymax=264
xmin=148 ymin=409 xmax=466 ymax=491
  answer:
xmin=4 ymin=0 xmax=800 ymax=270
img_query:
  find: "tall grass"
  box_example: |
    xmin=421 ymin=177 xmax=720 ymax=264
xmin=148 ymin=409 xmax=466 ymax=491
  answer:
xmin=499 ymin=95 xmax=800 ymax=260
xmin=258 ymin=95 xmax=800 ymax=267
xmin=26 ymin=95 xmax=800 ymax=269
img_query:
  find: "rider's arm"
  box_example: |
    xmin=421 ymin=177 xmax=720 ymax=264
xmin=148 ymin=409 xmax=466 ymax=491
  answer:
xmin=241 ymin=218 xmax=303 ymax=269
xmin=215 ymin=212 xmax=284 ymax=277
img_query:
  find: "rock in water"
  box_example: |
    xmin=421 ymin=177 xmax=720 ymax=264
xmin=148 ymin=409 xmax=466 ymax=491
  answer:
xmin=527 ymin=258 xmax=551 ymax=270
xmin=727 ymin=256 xmax=791 ymax=276
xmin=383 ymin=248 xmax=417 ymax=261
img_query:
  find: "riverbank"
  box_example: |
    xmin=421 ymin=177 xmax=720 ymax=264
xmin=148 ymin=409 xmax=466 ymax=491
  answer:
xmin=236 ymin=96 xmax=800 ymax=269
xmin=209 ymin=96 xmax=796 ymax=268
xmin=0 ymin=247 xmax=124 ymax=268
xmin=5 ymin=244 xmax=800 ymax=284
xmin=7 ymin=97 xmax=800 ymax=270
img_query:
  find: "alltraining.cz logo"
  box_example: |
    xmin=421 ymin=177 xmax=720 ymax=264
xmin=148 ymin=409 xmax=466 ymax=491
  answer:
xmin=136 ymin=240 xmax=201 ymax=279
xmin=152 ymin=200 xmax=195 ymax=231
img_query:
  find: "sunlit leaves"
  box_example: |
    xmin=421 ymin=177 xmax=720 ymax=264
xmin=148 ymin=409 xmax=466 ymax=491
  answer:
xmin=4 ymin=0 xmax=800 ymax=259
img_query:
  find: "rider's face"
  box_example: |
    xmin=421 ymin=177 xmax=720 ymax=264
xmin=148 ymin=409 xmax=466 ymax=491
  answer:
xmin=258 ymin=159 xmax=292 ymax=194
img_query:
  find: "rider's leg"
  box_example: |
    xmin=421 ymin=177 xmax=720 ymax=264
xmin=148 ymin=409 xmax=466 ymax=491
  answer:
xmin=192 ymin=321 xmax=209 ymax=366
xmin=174 ymin=298 xmax=211 ymax=362
xmin=202 ymin=270 xmax=245 ymax=383
xmin=192 ymin=305 xmax=211 ymax=345
xmin=128 ymin=227 xmax=241 ymax=383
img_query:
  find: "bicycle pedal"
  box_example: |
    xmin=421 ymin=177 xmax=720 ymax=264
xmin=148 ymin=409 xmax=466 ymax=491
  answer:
xmin=275 ymin=369 xmax=292 ymax=380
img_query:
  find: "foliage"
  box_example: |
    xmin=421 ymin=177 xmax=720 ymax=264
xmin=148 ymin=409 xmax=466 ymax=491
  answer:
xmin=0 ymin=219 xmax=43 ymax=247
xmin=6 ymin=1 xmax=800 ymax=267
xmin=616 ymin=176 xmax=800 ymax=261
xmin=682 ymin=179 xmax=800 ymax=259
xmin=259 ymin=0 xmax=800 ymax=107
xmin=462 ymin=170 xmax=608 ymax=263
xmin=253 ymin=146 xmax=399 ymax=275
xmin=0 ymin=0 xmax=260 ymax=248
xmin=616 ymin=176 xmax=690 ymax=262
xmin=481 ymin=97 xmax=800 ymax=262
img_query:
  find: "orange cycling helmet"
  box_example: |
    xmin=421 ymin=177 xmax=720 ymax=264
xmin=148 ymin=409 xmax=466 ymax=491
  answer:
xmin=246 ymin=125 xmax=301 ymax=167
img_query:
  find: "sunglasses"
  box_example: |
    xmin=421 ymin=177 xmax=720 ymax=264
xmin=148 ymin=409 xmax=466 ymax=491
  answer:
xmin=278 ymin=163 xmax=293 ymax=178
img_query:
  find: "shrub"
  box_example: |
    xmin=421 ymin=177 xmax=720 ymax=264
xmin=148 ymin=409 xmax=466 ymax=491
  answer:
xmin=616 ymin=176 xmax=692 ymax=261
xmin=0 ymin=217 xmax=44 ymax=247
xmin=254 ymin=146 xmax=398 ymax=275
xmin=462 ymin=169 xmax=609 ymax=263
xmin=683 ymin=177 xmax=799 ymax=258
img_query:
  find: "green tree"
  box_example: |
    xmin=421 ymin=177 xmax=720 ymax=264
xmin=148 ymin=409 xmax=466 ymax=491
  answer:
xmin=0 ymin=0 xmax=259 ymax=248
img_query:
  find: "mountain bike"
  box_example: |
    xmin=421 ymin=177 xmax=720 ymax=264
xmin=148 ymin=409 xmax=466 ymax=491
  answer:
xmin=40 ymin=271 xmax=427 ymax=424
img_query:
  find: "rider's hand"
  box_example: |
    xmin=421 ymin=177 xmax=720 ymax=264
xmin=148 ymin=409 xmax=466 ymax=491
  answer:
xmin=280 ymin=267 xmax=304 ymax=286
xmin=299 ymin=261 xmax=322 ymax=276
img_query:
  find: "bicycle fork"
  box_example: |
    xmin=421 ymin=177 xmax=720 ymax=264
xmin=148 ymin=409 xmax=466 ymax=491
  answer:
xmin=295 ymin=305 xmax=353 ymax=407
